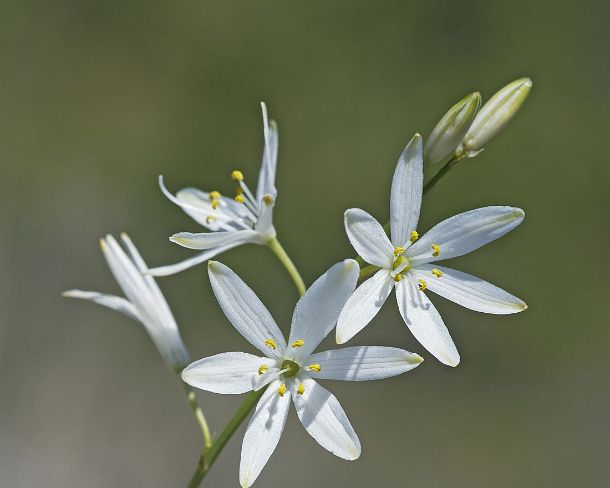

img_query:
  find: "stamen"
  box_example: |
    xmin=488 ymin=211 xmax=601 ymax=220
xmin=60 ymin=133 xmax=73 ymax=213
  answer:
xmin=393 ymin=246 xmax=405 ymax=257
xmin=307 ymin=364 xmax=321 ymax=373
xmin=394 ymin=274 xmax=403 ymax=282
xmin=212 ymin=200 xmax=220 ymax=210
xmin=205 ymin=216 xmax=217 ymax=224
xmin=432 ymin=268 xmax=443 ymax=278
xmin=262 ymin=194 xmax=274 ymax=205
xmin=409 ymin=230 xmax=419 ymax=243
xmin=297 ymin=383 xmax=305 ymax=395
xmin=418 ymin=279 xmax=428 ymax=291
xmin=264 ymin=338 xmax=277 ymax=350
xmin=291 ymin=339 xmax=305 ymax=348
xmin=230 ymin=170 xmax=244 ymax=181
xmin=432 ymin=243 xmax=441 ymax=257
xmin=234 ymin=194 xmax=245 ymax=203
xmin=277 ymin=383 xmax=287 ymax=397
xmin=209 ymin=191 xmax=221 ymax=201
xmin=258 ymin=365 xmax=269 ymax=376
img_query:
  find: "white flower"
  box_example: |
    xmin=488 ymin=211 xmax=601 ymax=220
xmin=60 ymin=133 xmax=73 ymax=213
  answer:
xmin=336 ymin=133 xmax=527 ymax=367
xmin=63 ymin=233 xmax=190 ymax=369
xmin=148 ymin=102 xmax=279 ymax=276
xmin=183 ymin=260 xmax=423 ymax=487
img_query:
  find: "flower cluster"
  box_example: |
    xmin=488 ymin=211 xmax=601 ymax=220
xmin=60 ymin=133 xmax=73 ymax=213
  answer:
xmin=65 ymin=78 xmax=531 ymax=487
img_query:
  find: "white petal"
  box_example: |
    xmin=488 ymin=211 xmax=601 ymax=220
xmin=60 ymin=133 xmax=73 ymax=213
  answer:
xmin=288 ymin=260 xmax=359 ymax=359
xmin=182 ymin=352 xmax=277 ymax=394
xmin=344 ymin=208 xmax=393 ymax=268
xmin=208 ymin=261 xmax=286 ymax=358
xmin=240 ymin=380 xmax=290 ymax=488
xmin=62 ymin=290 xmax=141 ymax=322
xmin=308 ymin=346 xmax=423 ymax=381
xmin=292 ymin=376 xmax=360 ymax=460
xmin=411 ymin=264 xmax=527 ymax=314
xmin=253 ymin=194 xmax=276 ymax=238
xmin=145 ymin=243 xmax=241 ymax=277
xmin=336 ymin=270 xmax=393 ymax=344
xmin=390 ymin=134 xmax=423 ymax=248
xmin=256 ymin=102 xmax=279 ymax=201
xmin=170 ymin=229 xmax=261 ymax=250
xmin=407 ymin=206 xmax=525 ymax=265
xmin=396 ymin=280 xmax=460 ymax=367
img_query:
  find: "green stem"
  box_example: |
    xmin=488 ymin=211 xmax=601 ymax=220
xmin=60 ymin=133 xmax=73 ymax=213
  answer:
xmin=266 ymin=236 xmax=307 ymax=296
xmin=182 ymin=381 xmax=213 ymax=451
xmin=359 ymin=264 xmax=380 ymax=280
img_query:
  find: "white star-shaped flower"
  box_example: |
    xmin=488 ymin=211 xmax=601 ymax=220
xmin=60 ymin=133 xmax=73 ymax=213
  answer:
xmin=336 ymin=133 xmax=527 ymax=367
xmin=183 ymin=260 xmax=423 ymax=487
xmin=63 ymin=234 xmax=190 ymax=369
xmin=148 ymin=102 xmax=279 ymax=276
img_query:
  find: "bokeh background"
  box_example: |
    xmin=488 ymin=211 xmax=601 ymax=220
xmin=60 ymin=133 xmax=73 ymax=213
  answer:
xmin=1 ymin=1 xmax=608 ymax=486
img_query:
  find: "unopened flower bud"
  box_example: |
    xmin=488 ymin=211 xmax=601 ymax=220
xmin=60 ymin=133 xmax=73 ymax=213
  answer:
xmin=425 ymin=92 xmax=481 ymax=165
xmin=461 ymin=78 xmax=532 ymax=155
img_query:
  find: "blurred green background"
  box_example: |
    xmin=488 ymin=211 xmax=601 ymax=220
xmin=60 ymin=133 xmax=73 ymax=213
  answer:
xmin=1 ymin=1 xmax=608 ymax=486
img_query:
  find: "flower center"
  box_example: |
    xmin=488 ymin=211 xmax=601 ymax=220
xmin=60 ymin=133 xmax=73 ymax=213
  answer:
xmin=391 ymin=255 xmax=411 ymax=282
xmin=281 ymin=359 xmax=300 ymax=378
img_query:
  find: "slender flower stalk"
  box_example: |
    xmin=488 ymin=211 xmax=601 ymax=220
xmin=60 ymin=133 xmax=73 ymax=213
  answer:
xmin=338 ymin=134 xmax=527 ymax=366
xmin=184 ymin=260 xmax=423 ymax=487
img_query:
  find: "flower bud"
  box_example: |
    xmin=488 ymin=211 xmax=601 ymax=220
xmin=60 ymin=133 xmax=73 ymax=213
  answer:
xmin=462 ymin=78 xmax=532 ymax=154
xmin=424 ymin=92 xmax=481 ymax=165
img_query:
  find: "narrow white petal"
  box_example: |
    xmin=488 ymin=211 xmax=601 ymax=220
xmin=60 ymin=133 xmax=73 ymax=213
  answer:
xmin=292 ymin=376 xmax=360 ymax=460
xmin=344 ymin=208 xmax=393 ymax=268
xmin=170 ymin=229 xmax=260 ymax=250
xmin=396 ymin=280 xmax=460 ymax=367
xmin=182 ymin=352 xmax=277 ymax=394
xmin=407 ymin=206 xmax=525 ymax=265
xmin=256 ymin=102 xmax=279 ymax=201
xmin=411 ymin=264 xmax=527 ymax=314
xmin=308 ymin=346 xmax=423 ymax=381
xmin=145 ymin=243 xmax=241 ymax=277
xmin=390 ymin=134 xmax=423 ymax=248
xmin=239 ymin=380 xmax=290 ymax=487
xmin=336 ymin=270 xmax=393 ymax=344
xmin=288 ymin=260 xmax=359 ymax=359
xmin=62 ymin=290 xmax=141 ymax=322
xmin=208 ymin=261 xmax=286 ymax=357
xmin=253 ymin=194 xmax=276 ymax=238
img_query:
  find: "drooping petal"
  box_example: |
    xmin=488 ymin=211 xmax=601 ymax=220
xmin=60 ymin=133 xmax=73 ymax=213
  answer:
xmin=308 ymin=346 xmax=423 ymax=381
xmin=288 ymin=260 xmax=359 ymax=359
xmin=396 ymin=279 xmax=460 ymax=367
xmin=292 ymin=376 xmax=361 ymax=460
xmin=410 ymin=264 xmax=527 ymax=314
xmin=256 ymin=102 xmax=279 ymax=201
xmin=239 ymin=380 xmax=290 ymax=488
xmin=390 ymin=133 xmax=423 ymax=248
xmin=344 ymin=208 xmax=394 ymax=268
xmin=336 ymin=269 xmax=393 ymax=344
xmin=145 ymin=243 xmax=242 ymax=277
xmin=208 ymin=261 xmax=287 ymax=357
xmin=170 ymin=229 xmax=261 ymax=250
xmin=62 ymin=290 xmax=141 ymax=322
xmin=182 ymin=352 xmax=278 ymax=394
xmin=407 ymin=206 xmax=525 ymax=265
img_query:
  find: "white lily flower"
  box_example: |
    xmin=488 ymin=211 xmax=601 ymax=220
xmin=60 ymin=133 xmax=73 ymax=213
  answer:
xmin=183 ymin=260 xmax=423 ymax=487
xmin=336 ymin=133 xmax=527 ymax=367
xmin=63 ymin=234 xmax=190 ymax=369
xmin=148 ymin=102 xmax=279 ymax=276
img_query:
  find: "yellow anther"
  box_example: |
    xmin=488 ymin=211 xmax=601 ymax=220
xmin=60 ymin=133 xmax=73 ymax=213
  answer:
xmin=209 ymin=191 xmax=221 ymax=201
xmin=262 ymin=194 xmax=274 ymax=205
xmin=432 ymin=243 xmax=441 ymax=257
xmin=297 ymin=383 xmax=305 ymax=395
xmin=393 ymin=246 xmax=405 ymax=257
xmin=409 ymin=230 xmax=419 ymax=243
xmin=291 ymin=339 xmax=305 ymax=348
xmin=206 ymin=216 xmax=217 ymax=224
xmin=418 ymin=279 xmax=428 ymax=291
xmin=394 ymin=274 xmax=403 ymax=282
xmin=212 ymin=200 xmax=220 ymax=209
xmin=258 ymin=365 xmax=269 ymax=376
xmin=432 ymin=268 xmax=443 ymax=278
xmin=307 ymin=364 xmax=321 ymax=373
xmin=277 ymin=383 xmax=287 ymax=397
xmin=230 ymin=170 xmax=244 ymax=181
xmin=234 ymin=194 xmax=245 ymax=203
xmin=264 ymin=338 xmax=277 ymax=350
